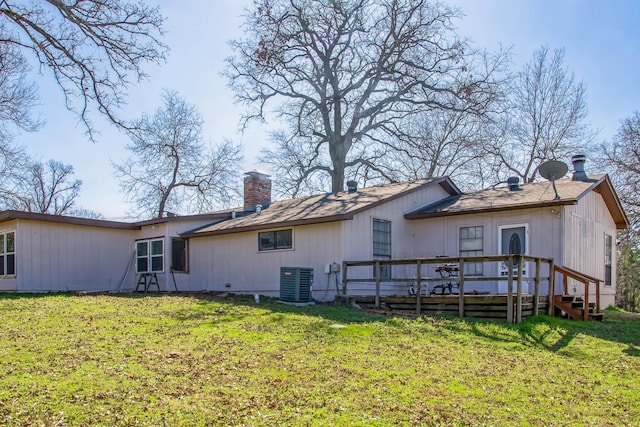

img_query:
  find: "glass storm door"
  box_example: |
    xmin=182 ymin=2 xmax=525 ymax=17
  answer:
xmin=498 ymin=225 xmax=528 ymax=292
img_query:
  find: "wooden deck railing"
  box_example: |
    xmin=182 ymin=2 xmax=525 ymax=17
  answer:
xmin=341 ymin=255 xmax=601 ymax=323
xmin=552 ymin=265 xmax=602 ymax=320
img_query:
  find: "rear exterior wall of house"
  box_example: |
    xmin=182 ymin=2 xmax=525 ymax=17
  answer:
xmin=407 ymin=207 xmax=563 ymax=295
xmin=188 ymin=221 xmax=343 ymax=300
xmin=5 ymin=220 xmax=134 ymax=292
xmin=339 ymin=183 xmax=452 ymax=295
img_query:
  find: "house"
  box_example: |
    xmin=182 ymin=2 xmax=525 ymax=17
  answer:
xmin=404 ymin=160 xmax=627 ymax=308
xmin=0 ymin=157 xmax=628 ymax=309
xmin=0 ymin=210 xmax=228 ymax=293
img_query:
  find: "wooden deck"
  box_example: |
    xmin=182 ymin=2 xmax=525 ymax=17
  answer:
xmin=340 ymin=255 xmax=603 ymax=323
xmin=340 ymin=294 xmax=550 ymax=322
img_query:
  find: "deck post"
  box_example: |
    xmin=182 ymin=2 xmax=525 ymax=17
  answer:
xmin=563 ymin=274 xmax=569 ymax=295
xmin=595 ymin=280 xmax=601 ymax=313
xmin=342 ymin=261 xmax=348 ymax=295
xmin=549 ymin=259 xmax=555 ymax=316
xmin=375 ymin=261 xmax=381 ymax=308
xmin=534 ymin=258 xmax=541 ymax=316
xmin=582 ymin=279 xmax=589 ymax=321
xmin=507 ymin=256 xmax=514 ymax=324
xmin=516 ymin=255 xmax=523 ymax=324
xmin=416 ymin=260 xmax=422 ymax=316
xmin=458 ymin=258 xmax=465 ymax=319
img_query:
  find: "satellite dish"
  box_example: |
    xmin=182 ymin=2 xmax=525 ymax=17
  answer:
xmin=539 ymin=160 xmax=568 ymax=200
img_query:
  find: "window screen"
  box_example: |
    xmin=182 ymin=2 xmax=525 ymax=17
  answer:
xmin=460 ymin=226 xmax=483 ymax=276
xmin=373 ymin=219 xmax=391 ymax=280
xmin=171 ymin=238 xmax=188 ymax=272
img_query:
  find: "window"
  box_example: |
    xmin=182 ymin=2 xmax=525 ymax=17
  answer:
xmin=136 ymin=238 xmax=164 ymax=273
xmin=460 ymin=226 xmax=483 ymax=276
xmin=373 ymin=219 xmax=391 ymax=280
xmin=605 ymin=234 xmax=613 ymax=287
xmin=258 ymin=229 xmax=293 ymax=251
xmin=171 ymin=238 xmax=188 ymax=272
xmin=0 ymin=230 xmax=16 ymax=277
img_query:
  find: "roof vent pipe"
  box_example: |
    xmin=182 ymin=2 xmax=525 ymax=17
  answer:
xmin=571 ymin=154 xmax=588 ymax=181
xmin=346 ymin=180 xmax=358 ymax=193
xmin=507 ymin=176 xmax=521 ymax=191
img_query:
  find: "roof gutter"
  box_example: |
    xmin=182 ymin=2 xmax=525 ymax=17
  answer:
xmin=404 ymin=199 xmax=579 ymax=220
xmin=0 ymin=210 xmax=139 ymax=230
xmin=180 ymin=214 xmax=348 ymax=238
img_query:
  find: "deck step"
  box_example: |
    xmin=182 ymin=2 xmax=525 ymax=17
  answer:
xmin=553 ymin=294 xmax=604 ymax=322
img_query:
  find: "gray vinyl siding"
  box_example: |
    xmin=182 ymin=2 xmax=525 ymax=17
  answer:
xmin=563 ymin=191 xmax=618 ymax=307
xmin=12 ymin=220 xmax=133 ymax=292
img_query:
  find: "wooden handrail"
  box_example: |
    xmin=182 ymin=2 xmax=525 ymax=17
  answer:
xmin=344 ymin=254 xmax=554 ymax=267
xmin=552 ymin=264 xmax=602 ymax=318
xmin=554 ymin=265 xmax=602 ymax=284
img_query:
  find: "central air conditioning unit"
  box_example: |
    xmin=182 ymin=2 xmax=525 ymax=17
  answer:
xmin=280 ymin=267 xmax=314 ymax=303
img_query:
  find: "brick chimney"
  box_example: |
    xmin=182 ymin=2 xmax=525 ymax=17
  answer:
xmin=244 ymin=170 xmax=272 ymax=211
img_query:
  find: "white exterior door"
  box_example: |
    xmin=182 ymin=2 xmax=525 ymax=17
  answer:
xmin=498 ymin=224 xmax=528 ymax=293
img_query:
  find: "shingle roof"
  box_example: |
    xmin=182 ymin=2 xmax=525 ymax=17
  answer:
xmin=182 ymin=177 xmax=459 ymax=237
xmin=0 ymin=210 xmax=140 ymax=229
xmin=405 ymin=174 xmax=628 ymax=229
xmin=0 ymin=209 xmax=232 ymax=229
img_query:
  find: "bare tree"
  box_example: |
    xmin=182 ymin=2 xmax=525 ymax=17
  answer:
xmin=227 ymin=0 xmax=506 ymax=194
xmin=0 ymin=0 xmax=167 ymax=140
xmin=601 ymin=111 xmax=640 ymax=227
xmin=0 ymin=159 xmax=81 ymax=214
xmin=383 ymin=107 xmax=495 ymax=189
xmin=0 ymin=139 xmax=25 ymax=181
xmin=0 ymin=41 xmax=40 ymax=140
xmin=0 ymin=147 xmax=104 ymax=216
xmin=484 ymin=46 xmax=595 ymax=183
xmin=113 ymin=90 xmax=244 ymax=219
xmin=601 ymin=112 xmax=640 ymax=311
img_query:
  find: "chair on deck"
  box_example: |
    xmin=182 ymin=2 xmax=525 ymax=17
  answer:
xmin=430 ymin=263 xmax=460 ymax=295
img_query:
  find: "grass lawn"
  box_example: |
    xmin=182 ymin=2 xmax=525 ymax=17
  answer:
xmin=0 ymin=293 xmax=638 ymax=426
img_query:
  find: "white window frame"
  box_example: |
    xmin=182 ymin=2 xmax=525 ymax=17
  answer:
xmin=0 ymin=229 xmax=16 ymax=277
xmin=498 ymin=223 xmax=529 ymax=276
xmin=136 ymin=238 xmax=164 ymax=273
xmin=459 ymin=226 xmax=484 ymax=276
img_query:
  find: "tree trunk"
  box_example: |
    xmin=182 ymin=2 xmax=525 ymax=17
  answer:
xmin=331 ymin=166 xmax=345 ymax=194
xmin=329 ymin=136 xmax=350 ymax=193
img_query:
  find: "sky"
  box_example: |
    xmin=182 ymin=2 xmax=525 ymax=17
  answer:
xmin=16 ymin=0 xmax=640 ymax=220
